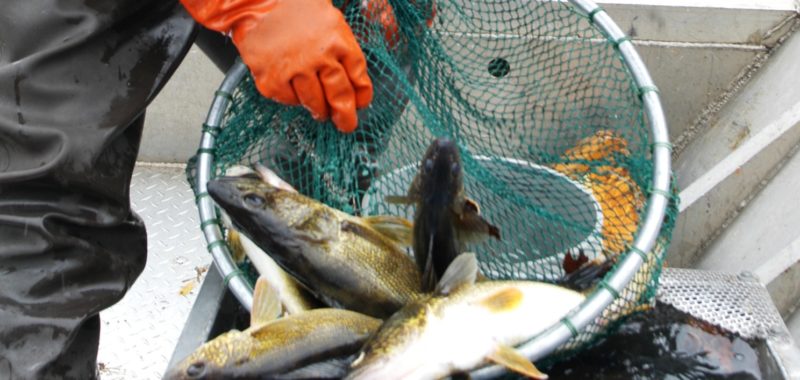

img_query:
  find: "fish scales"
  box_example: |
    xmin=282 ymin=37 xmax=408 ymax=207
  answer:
xmin=208 ymin=176 xmax=422 ymax=318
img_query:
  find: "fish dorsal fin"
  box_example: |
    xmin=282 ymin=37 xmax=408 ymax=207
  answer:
xmin=362 ymin=215 xmax=413 ymax=247
xmin=478 ymin=288 xmax=523 ymax=312
xmin=434 ymin=253 xmax=478 ymax=295
xmin=251 ymin=276 xmax=282 ymax=326
xmin=487 ymin=344 xmax=548 ymax=379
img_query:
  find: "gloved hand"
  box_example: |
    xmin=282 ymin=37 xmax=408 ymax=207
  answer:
xmin=181 ymin=0 xmax=373 ymax=133
xmin=360 ymin=0 xmax=436 ymax=48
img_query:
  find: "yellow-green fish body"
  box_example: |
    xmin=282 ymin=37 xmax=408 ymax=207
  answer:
xmin=166 ymin=278 xmax=382 ymax=380
xmin=347 ymin=254 xmax=585 ymax=380
xmin=208 ymin=176 xmax=421 ymax=318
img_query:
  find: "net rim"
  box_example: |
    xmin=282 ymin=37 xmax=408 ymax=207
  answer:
xmin=192 ymin=0 xmax=672 ymax=375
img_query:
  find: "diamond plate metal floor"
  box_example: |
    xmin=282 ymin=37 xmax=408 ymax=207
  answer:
xmin=97 ymin=163 xmax=211 ymax=380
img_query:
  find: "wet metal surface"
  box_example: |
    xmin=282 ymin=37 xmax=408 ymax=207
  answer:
xmin=97 ymin=163 xmax=210 ymax=380
xmin=657 ymin=269 xmax=787 ymax=340
xmin=547 ymin=302 xmax=766 ymax=379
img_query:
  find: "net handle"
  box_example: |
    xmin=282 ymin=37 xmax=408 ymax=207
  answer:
xmin=471 ymin=0 xmax=672 ymax=377
xmin=195 ymin=59 xmax=255 ymax=311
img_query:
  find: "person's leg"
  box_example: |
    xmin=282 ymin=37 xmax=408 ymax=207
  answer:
xmin=0 ymin=2 xmax=195 ymax=379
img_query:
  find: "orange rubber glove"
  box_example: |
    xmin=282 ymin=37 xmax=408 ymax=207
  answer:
xmin=359 ymin=0 xmax=436 ymax=47
xmin=181 ymin=0 xmax=373 ymax=133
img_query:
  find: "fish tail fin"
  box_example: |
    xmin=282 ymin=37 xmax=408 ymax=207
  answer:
xmin=254 ymin=163 xmax=298 ymax=193
xmin=558 ymin=257 xmax=615 ymax=292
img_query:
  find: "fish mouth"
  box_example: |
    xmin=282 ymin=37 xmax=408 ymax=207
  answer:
xmin=207 ymin=177 xmax=243 ymax=212
xmin=429 ymin=138 xmax=460 ymax=174
xmin=433 ymin=137 xmax=456 ymax=151
xmin=421 ymin=138 xmax=462 ymax=204
xmin=429 ymin=138 xmax=459 ymax=166
xmin=207 ymin=176 xmax=273 ymax=235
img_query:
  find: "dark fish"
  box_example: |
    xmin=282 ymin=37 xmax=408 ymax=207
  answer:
xmin=388 ymin=138 xmax=500 ymax=291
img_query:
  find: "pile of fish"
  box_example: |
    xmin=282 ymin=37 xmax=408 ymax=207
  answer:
xmin=166 ymin=136 xmax=641 ymax=380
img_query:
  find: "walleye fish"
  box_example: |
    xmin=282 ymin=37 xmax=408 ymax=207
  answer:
xmin=347 ymin=253 xmax=585 ymax=380
xmin=222 ymin=165 xmax=320 ymax=315
xmin=387 ymin=138 xmax=500 ymax=291
xmin=165 ymin=277 xmax=382 ymax=380
xmin=208 ymin=175 xmax=421 ymax=318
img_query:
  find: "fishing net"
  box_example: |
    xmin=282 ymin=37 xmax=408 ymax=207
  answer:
xmin=188 ymin=0 xmax=679 ymax=365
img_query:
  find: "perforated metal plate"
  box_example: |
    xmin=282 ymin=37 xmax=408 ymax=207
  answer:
xmin=97 ymin=163 xmax=211 ymax=380
xmin=657 ymin=268 xmax=800 ymax=378
xmin=658 ymin=268 xmax=786 ymax=340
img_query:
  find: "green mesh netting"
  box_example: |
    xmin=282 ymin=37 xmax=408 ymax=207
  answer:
xmin=188 ymin=0 xmax=679 ymax=362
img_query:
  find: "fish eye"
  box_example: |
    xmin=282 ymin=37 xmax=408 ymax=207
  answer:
xmin=243 ymin=193 xmax=265 ymax=208
xmin=186 ymin=361 xmax=207 ymax=378
xmin=451 ymin=162 xmax=460 ymax=175
xmin=423 ymin=159 xmax=434 ymax=173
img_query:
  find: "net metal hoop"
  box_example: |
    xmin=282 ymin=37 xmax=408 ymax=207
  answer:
xmin=192 ymin=0 xmax=671 ymax=375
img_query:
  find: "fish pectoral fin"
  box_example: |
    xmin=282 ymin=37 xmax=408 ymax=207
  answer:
xmin=226 ymin=229 xmax=247 ymax=263
xmin=251 ymin=276 xmax=282 ymax=326
xmin=463 ymin=197 xmax=481 ymax=214
xmin=454 ymin=209 xmax=501 ymax=242
xmin=487 ymin=344 xmax=548 ymax=380
xmin=434 ymin=252 xmax=478 ymax=295
xmin=385 ymin=195 xmax=414 ymax=204
xmin=362 ymin=215 xmax=413 ymax=247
